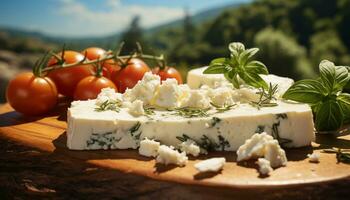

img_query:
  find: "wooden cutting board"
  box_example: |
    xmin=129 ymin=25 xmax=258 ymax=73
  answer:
xmin=1 ymin=102 xmax=349 ymax=189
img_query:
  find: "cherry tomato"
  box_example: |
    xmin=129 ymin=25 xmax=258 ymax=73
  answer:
xmin=112 ymin=58 xmax=150 ymax=93
xmin=6 ymin=72 xmax=58 ymax=116
xmin=74 ymin=76 xmax=118 ymax=100
xmin=82 ymin=47 xmax=106 ymax=60
xmin=47 ymin=50 xmax=93 ymax=97
xmin=152 ymin=66 xmax=183 ymax=84
xmin=82 ymin=47 xmax=121 ymax=79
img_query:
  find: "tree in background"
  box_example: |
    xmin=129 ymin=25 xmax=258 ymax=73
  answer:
xmin=310 ymin=30 xmax=350 ymax=69
xmin=254 ymin=27 xmax=314 ymax=79
xmin=119 ymin=16 xmax=145 ymax=54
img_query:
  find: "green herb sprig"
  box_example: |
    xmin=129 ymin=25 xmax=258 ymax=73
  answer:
xmin=210 ymin=102 xmax=236 ymax=113
xmin=283 ymin=60 xmax=350 ymax=131
xmin=170 ymin=107 xmax=210 ymax=118
xmin=322 ymin=148 xmax=350 ymax=164
xmin=250 ymin=83 xmax=278 ymax=109
xmin=203 ymin=42 xmax=269 ymax=89
xmin=95 ymin=100 xmax=122 ymax=112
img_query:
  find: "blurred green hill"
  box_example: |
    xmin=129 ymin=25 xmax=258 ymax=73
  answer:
xmin=1 ymin=0 xmax=350 ymax=103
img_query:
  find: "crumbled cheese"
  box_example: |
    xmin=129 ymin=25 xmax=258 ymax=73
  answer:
xmin=95 ymin=87 xmax=122 ymax=106
xmin=257 ymin=158 xmax=273 ymax=175
xmin=179 ymin=140 xmax=201 ymax=157
xmin=181 ymin=90 xmax=210 ymax=108
xmin=138 ymin=138 xmax=160 ymax=157
xmin=128 ymin=100 xmax=145 ymax=117
xmin=194 ymin=157 xmax=226 ymax=173
xmin=237 ymin=132 xmax=287 ymax=168
xmin=123 ymin=72 xmax=160 ymax=105
xmin=209 ymin=86 xmax=236 ymax=107
xmin=307 ymin=152 xmax=320 ymax=163
xmin=154 ymin=79 xmax=183 ymax=108
xmin=156 ymin=145 xmax=188 ymax=166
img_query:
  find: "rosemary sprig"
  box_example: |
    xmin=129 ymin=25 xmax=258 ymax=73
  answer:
xmin=210 ymin=102 xmax=236 ymax=113
xmin=322 ymin=148 xmax=350 ymax=164
xmin=144 ymin=107 xmax=155 ymax=116
xmin=94 ymin=100 xmax=122 ymax=112
xmin=170 ymin=107 xmax=210 ymax=118
xmin=250 ymin=83 xmax=278 ymax=109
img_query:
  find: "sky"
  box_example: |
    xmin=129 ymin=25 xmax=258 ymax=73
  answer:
xmin=0 ymin=0 xmax=250 ymax=38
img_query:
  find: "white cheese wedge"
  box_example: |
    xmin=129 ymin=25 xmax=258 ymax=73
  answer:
xmin=307 ymin=152 xmax=320 ymax=163
xmin=139 ymin=138 xmax=160 ymax=157
xmin=237 ymin=132 xmax=287 ymax=168
xmin=257 ymin=158 xmax=273 ymax=175
xmin=156 ymin=145 xmax=188 ymax=166
xmin=67 ymin=99 xmax=315 ymax=151
xmin=194 ymin=157 xmax=226 ymax=173
xmin=67 ymin=99 xmax=314 ymax=151
xmin=187 ymin=66 xmax=294 ymax=98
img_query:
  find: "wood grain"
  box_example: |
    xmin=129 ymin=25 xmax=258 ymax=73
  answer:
xmin=1 ymin=102 xmax=350 ymax=190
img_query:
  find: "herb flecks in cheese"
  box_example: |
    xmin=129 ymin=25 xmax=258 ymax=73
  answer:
xmin=237 ymin=132 xmax=287 ymax=168
xmin=139 ymin=138 xmax=160 ymax=157
xmin=257 ymin=158 xmax=273 ymax=175
xmin=86 ymin=132 xmax=120 ymax=150
xmin=195 ymin=157 xmax=226 ymax=173
xmin=156 ymin=145 xmax=188 ymax=166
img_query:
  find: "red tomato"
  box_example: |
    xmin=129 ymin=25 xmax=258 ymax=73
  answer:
xmin=152 ymin=66 xmax=183 ymax=84
xmin=74 ymin=76 xmax=118 ymax=100
xmin=6 ymin=72 xmax=58 ymax=116
xmin=47 ymin=50 xmax=93 ymax=97
xmin=82 ymin=47 xmax=106 ymax=60
xmin=82 ymin=47 xmax=121 ymax=79
xmin=112 ymin=58 xmax=150 ymax=93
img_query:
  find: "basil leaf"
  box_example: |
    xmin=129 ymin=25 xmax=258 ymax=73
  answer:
xmin=319 ymin=60 xmax=350 ymax=93
xmin=283 ymin=79 xmax=326 ymax=104
xmin=210 ymin=57 xmax=227 ymax=65
xmin=229 ymin=42 xmax=245 ymax=54
xmin=224 ymin=71 xmax=240 ymax=88
xmin=239 ymin=70 xmax=268 ymax=89
xmin=204 ymin=64 xmax=228 ymax=74
xmin=245 ymin=60 xmax=268 ymax=75
xmin=337 ymin=93 xmax=350 ymax=123
xmin=238 ymin=48 xmax=259 ymax=66
xmin=315 ymin=100 xmax=343 ymax=131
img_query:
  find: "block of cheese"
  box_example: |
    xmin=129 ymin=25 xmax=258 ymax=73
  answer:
xmin=67 ymin=72 xmax=315 ymax=151
xmin=187 ymin=66 xmax=294 ymax=98
xmin=67 ymin=99 xmax=315 ymax=151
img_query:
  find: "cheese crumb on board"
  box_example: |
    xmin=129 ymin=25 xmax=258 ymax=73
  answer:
xmin=257 ymin=158 xmax=273 ymax=175
xmin=139 ymin=138 xmax=160 ymax=157
xmin=237 ymin=132 xmax=287 ymax=168
xmin=307 ymin=152 xmax=320 ymax=163
xmin=179 ymin=140 xmax=201 ymax=157
xmin=194 ymin=157 xmax=226 ymax=173
xmin=156 ymin=145 xmax=188 ymax=166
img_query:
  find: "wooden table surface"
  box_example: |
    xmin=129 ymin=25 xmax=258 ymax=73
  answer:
xmin=1 ymin=102 xmax=350 ymax=200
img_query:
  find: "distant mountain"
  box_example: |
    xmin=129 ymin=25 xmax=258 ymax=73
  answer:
xmin=0 ymin=2 xmax=244 ymax=50
xmin=146 ymin=2 xmax=244 ymax=35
